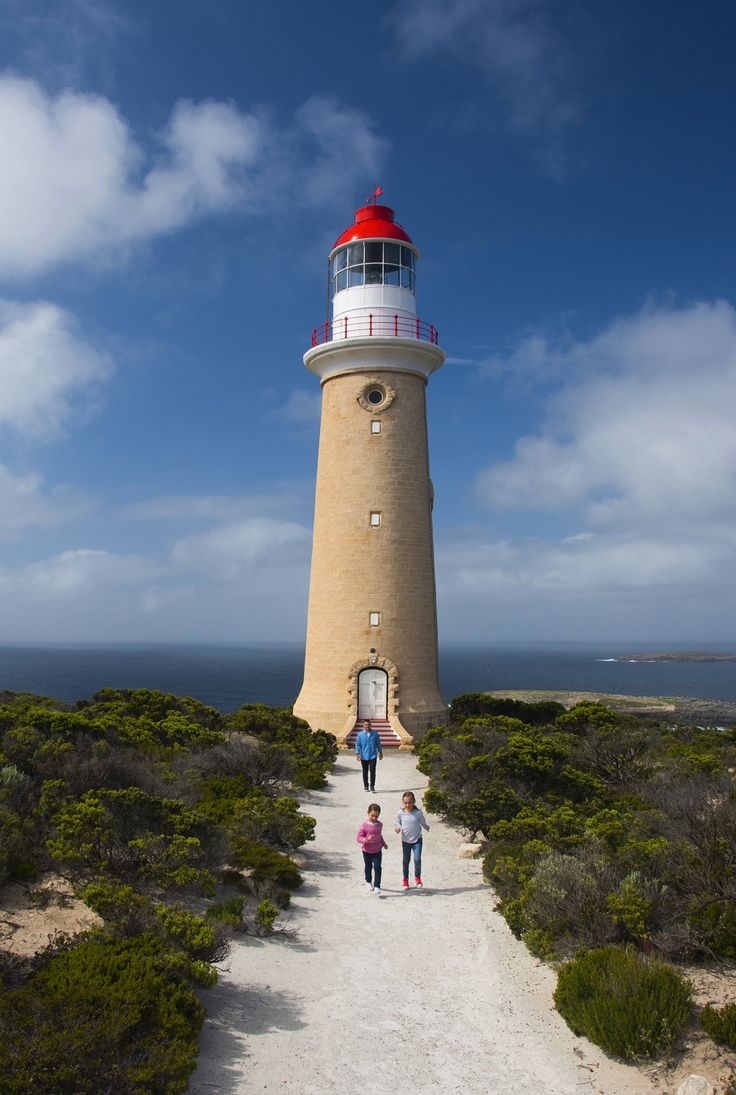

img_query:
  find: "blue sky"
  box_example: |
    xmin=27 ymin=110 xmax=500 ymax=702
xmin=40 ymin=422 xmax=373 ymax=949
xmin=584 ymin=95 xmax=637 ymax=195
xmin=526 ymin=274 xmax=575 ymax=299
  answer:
xmin=1 ymin=0 xmax=735 ymax=644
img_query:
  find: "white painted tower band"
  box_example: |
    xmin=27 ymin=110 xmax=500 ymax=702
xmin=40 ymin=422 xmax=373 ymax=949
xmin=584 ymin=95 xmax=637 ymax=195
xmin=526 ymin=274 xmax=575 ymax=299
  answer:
xmin=293 ymin=201 xmax=448 ymax=745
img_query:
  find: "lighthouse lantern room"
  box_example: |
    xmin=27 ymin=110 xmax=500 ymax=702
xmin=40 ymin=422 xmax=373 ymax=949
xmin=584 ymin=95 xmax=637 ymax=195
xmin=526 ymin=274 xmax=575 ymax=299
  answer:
xmin=294 ymin=196 xmax=447 ymax=748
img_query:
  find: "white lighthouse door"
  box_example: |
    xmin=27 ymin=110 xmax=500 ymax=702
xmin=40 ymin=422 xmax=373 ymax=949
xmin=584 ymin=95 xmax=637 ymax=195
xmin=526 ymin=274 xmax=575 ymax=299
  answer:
xmin=358 ymin=668 xmax=387 ymax=720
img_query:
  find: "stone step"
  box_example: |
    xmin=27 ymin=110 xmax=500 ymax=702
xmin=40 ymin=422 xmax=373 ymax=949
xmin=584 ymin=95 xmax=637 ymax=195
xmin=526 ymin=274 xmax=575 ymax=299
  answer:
xmin=346 ymin=719 xmax=401 ymax=748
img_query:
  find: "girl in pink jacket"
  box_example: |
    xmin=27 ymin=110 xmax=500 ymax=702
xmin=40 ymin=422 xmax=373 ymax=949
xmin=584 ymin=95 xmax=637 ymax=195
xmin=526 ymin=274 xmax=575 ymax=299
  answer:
xmin=357 ymin=803 xmax=388 ymax=896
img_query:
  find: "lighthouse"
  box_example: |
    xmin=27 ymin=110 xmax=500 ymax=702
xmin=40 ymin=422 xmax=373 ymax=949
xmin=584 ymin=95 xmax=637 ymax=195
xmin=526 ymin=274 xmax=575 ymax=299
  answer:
xmin=293 ymin=196 xmax=447 ymax=747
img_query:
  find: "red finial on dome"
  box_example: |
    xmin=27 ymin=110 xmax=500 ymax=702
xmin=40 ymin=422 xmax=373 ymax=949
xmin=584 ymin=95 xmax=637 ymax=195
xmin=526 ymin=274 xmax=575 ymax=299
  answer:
xmin=332 ymin=197 xmax=414 ymax=250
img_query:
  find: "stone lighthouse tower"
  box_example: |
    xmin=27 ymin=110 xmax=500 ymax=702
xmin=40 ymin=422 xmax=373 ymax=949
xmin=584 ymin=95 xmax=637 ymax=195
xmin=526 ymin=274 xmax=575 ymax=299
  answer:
xmin=293 ymin=196 xmax=447 ymax=747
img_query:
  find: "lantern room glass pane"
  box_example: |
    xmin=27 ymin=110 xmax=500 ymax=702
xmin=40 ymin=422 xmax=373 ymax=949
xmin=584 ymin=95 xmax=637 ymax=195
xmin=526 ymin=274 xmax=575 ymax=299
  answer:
xmin=384 ymin=243 xmax=400 ymax=264
xmin=348 ymin=267 xmax=364 ymax=287
xmin=400 ymin=267 xmax=412 ymax=289
xmin=364 ymin=242 xmax=383 ymax=263
xmin=334 ymin=248 xmax=347 ymax=271
xmin=384 ymin=264 xmax=400 ymax=286
xmin=401 ymin=246 xmax=414 ymax=269
xmin=347 ymin=243 xmax=363 ymax=266
xmin=336 ymin=270 xmax=347 ymax=292
xmin=365 ymin=264 xmax=382 ymax=284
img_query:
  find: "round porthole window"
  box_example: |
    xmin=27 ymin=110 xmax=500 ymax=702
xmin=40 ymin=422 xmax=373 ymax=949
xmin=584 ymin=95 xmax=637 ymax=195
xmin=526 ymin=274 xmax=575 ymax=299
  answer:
xmin=357 ymin=377 xmax=396 ymax=414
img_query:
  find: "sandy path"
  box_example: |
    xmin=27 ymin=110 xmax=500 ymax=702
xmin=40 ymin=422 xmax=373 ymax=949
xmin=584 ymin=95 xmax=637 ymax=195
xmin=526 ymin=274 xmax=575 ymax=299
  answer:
xmin=191 ymin=754 xmax=660 ymax=1094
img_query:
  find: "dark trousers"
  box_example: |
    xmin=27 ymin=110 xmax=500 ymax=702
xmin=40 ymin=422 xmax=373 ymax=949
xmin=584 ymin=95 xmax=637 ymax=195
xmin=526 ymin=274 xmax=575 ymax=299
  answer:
xmin=402 ymin=838 xmax=422 ymax=880
xmin=363 ymin=850 xmax=382 ymax=887
xmin=361 ymin=757 xmax=377 ymax=790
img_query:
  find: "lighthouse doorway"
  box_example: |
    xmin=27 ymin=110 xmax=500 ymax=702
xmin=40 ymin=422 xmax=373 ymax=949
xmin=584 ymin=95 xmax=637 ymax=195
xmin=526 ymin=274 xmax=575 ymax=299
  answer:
xmin=357 ymin=668 xmax=388 ymax=721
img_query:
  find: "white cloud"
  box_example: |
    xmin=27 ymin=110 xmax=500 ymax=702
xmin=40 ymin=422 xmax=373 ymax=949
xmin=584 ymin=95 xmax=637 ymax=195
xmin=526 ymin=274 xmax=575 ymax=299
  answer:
xmin=117 ymin=484 xmax=312 ymax=523
xmin=171 ymin=517 xmax=311 ymax=580
xmin=290 ymin=96 xmax=388 ymax=208
xmin=436 ymin=527 xmax=736 ymax=640
xmin=0 ymin=512 xmax=312 ymax=640
xmin=476 ymin=300 xmax=736 ymax=529
xmin=0 ymin=463 xmax=91 ymax=538
xmin=0 ymin=547 xmax=156 ymax=601
xmin=390 ymin=0 xmax=579 ymax=135
xmin=270 ymin=389 xmax=322 ymax=425
xmin=453 ymin=300 xmax=736 ymax=638
xmin=0 ymin=75 xmax=262 ymax=276
xmin=0 ymin=76 xmax=386 ymax=277
xmin=0 ymin=298 xmax=114 ymax=440
xmin=0 ymin=1 xmax=133 ymax=90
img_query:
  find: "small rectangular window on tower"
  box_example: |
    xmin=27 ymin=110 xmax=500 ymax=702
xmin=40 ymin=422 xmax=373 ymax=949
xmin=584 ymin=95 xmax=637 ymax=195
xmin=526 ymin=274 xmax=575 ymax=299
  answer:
xmin=369 ymin=612 xmax=381 ymax=627
xmin=370 ymin=512 xmax=381 ymax=527
xmin=371 ymin=420 xmax=381 ymax=434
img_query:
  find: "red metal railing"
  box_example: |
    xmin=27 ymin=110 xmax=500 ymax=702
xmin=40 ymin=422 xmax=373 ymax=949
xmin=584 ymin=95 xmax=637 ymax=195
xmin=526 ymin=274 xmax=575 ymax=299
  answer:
xmin=311 ymin=314 xmax=439 ymax=348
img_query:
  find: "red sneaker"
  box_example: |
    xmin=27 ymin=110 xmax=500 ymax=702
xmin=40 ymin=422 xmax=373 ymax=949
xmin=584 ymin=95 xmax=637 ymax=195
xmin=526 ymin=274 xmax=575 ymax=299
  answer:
xmin=402 ymin=879 xmax=409 ymax=889
xmin=415 ymin=877 xmax=423 ymax=887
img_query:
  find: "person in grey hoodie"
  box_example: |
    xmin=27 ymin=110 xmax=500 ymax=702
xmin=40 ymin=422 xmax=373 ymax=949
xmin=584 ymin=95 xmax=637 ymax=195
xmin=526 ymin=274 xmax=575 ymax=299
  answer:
xmin=394 ymin=790 xmax=430 ymax=889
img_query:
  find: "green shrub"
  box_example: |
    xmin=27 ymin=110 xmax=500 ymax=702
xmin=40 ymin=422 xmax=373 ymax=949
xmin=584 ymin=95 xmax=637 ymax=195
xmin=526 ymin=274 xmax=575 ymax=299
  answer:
xmin=0 ymin=806 xmax=36 ymax=885
xmin=699 ymin=1002 xmax=736 ymax=1049
xmin=0 ymin=936 xmax=204 ymax=1093
xmin=422 ymin=786 xmax=447 ymax=815
xmin=154 ymin=905 xmax=220 ymax=962
xmin=606 ymin=872 xmax=655 ymax=942
xmin=206 ymin=896 xmax=245 ymax=929
xmin=449 ymin=693 xmax=565 ymax=725
xmin=0 ymin=765 xmax=34 ymax=810
xmin=232 ymin=838 xmax=302 ymax=890
xmin=687 ymin=898 xmax=736 ymax=961
xmin=222 ymin=705 xmax=336 ymax=788
xmin=554 ymin=946 xmax=692 ymax=1060
xmin=254 ymin=898 xmax=279 ymax=936
xmin=81 ymin=879 xmax=154 ymax=935
xmin=523 ymin=847 xmax=618 ymax=952
xmin=198 ymin=783 xmax=315 ymax=849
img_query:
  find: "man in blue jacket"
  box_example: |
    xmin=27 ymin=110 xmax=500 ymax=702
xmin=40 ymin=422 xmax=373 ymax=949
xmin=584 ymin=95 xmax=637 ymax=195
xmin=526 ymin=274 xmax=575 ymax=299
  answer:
xmin=355 ymin=720 xmax=383 ymax=792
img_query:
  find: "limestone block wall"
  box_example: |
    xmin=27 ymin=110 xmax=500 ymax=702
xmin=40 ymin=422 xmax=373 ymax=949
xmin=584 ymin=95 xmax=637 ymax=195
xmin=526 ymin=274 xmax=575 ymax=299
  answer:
xmin=294 ymin=367 xmax=448 ymax=741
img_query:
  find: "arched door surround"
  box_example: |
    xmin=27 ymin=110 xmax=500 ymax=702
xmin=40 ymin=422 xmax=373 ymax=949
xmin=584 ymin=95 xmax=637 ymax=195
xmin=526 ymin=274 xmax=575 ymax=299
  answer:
xmin=358 ymin=667 xmax=388 ymax=720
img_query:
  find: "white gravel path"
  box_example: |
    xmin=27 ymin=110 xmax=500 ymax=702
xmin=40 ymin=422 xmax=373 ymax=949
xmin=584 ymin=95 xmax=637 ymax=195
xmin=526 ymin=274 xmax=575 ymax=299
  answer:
xmin=190 ymin=753 xmax=661 ymax=1094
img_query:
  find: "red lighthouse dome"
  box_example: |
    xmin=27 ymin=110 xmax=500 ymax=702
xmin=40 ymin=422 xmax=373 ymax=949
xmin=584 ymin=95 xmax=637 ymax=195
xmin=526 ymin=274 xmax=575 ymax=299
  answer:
xmin=333 ymin=204 xmax=413 ymax=250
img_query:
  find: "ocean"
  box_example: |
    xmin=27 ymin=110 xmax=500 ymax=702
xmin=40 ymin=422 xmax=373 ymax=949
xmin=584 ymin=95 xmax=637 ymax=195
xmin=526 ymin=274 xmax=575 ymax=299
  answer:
xmin=0 ymin=640 xmax=735 ymax=711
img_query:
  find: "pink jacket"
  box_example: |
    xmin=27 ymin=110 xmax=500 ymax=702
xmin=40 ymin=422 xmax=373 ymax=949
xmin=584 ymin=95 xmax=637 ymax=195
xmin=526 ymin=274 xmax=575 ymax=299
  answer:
xmin=357 ymin=819 xmax=387 ymax=854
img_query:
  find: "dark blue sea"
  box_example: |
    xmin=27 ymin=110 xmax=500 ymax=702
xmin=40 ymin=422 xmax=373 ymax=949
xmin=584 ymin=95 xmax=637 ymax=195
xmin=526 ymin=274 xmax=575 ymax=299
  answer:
xmin=0 ymin=641 xmax=735 ymax=711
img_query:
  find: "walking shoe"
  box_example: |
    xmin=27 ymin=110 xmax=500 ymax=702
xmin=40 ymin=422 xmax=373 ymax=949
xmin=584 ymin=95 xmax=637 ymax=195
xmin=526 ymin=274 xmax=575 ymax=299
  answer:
xmin=363 ymin=787 xmax=369 ymax=792
xmin=374 ymin=887 xmax=382 ymax=896
xmin=370 ymin=787 xmax=375 ymax=792
xmin=415 ymin=877 xmax=423 ymax=887
xmin=364 ymin=881 xmax=374 ymax=891
xmin=402 ymin=879 xmax=409 ymax=890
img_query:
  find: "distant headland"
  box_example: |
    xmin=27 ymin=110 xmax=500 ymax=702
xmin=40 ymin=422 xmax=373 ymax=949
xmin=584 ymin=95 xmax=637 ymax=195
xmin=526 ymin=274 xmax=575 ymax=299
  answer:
xmin=618 ymin=651 xmax=736 ymax=662
xmin=487 ymin=689 xmax=736 ymax=726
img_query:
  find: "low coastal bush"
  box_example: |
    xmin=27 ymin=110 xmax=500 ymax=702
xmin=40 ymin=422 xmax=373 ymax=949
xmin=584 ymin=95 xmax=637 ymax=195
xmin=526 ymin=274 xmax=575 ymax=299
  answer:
xmin=0 ymin=935 xmax=204 ymax=1093
xmin=700 ymin=1002 xmax=736 ymax=1050
xmin=206 ymin=896 xmax=246 ymax=929
xmin=223 ymin=705 xmax=337 ymax=788
xmin=421 ymin=697 xmax=736 ymax=962
xmin=554 ymin=946 xmax=692 ymax=1060
xmin=230 ymin=838 xmax=302 ymax=908
xmin=448 ymin=693 xmax=566 ymax=726
xmin=0 ymin=686 xmax=334 ymax=1091
xmin=254 ymin=898 xmax=279 ymax=936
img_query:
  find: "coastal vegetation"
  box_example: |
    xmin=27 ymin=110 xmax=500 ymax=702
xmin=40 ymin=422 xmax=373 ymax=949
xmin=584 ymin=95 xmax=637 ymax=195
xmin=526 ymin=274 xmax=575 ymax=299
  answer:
xmin=417 ymin=693 xmax=736 ymax=1063
xmin=0 ymin=688 xmax=336 ymax=1093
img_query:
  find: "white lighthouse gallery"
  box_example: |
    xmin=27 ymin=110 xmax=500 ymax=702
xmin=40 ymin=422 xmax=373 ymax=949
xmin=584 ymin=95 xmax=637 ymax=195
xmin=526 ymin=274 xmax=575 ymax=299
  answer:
xmin=293 ymin=198 xmax=448 ymax=749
